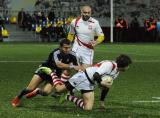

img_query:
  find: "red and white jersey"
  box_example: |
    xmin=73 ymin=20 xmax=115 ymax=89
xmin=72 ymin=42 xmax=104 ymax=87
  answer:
xmin=70 ymin=17 xmax=104 ymax=45
xmin=85 ymin=60 xmax=119 ymax=81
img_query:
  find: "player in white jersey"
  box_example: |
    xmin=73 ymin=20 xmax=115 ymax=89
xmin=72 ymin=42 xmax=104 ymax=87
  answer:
xmin=67 ymin=5 xmax=104 ymax=67
xmin=39 ymin=54 xmax=132 ymax=110
xmin=67 ymin=6 xmax=105 ymax=108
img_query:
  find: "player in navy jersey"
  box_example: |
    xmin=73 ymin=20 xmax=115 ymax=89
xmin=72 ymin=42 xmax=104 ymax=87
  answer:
xmin=11 ymin=39 xmax=83 ymax=107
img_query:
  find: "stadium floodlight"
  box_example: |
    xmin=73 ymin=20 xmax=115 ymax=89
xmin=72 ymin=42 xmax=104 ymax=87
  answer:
xmin=110 ymin=0 xmax=113 ymax=43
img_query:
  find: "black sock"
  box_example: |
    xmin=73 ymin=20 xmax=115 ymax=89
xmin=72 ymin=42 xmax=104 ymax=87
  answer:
xmin=100 ymin=88 xmax=110 ymax=101
xmin=69 ymin=90 xmax=74 ymax=95
xmin=18 ymin=88 xmax=32 ymax=99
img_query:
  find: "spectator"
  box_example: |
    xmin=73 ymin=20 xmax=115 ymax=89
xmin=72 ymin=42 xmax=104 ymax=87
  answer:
xmin=115 ymin=15 xmax=128 ymax=42
xmin=0 ymin=15 xmax=4 ymax=42
xmin=130 ymin=16 xmax=140 ymax=42
xmin=48 ymin=9 xmax=55 ymax=22
xmin=17 ymin=8 xmax=26 ymax=29
xmin=144 ymin=16 xmax=157 ymax=42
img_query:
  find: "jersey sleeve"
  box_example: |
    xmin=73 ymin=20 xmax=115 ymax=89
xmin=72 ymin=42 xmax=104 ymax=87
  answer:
xmin=95 ymin=21 xmax=104 ymax=36
xmin=95 ymin=62 xmax=113 ymax=76
xmin=68 ymin=19 xmax=76 ymax=35
xmin=52 ymin=51 xmax=60 ymax=64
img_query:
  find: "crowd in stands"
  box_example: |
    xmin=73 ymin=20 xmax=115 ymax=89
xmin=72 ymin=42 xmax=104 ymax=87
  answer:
xmin=1 ymin=0 xmax=160 ymax=42
xmin=0 ymin=8 xmax=76 ymax=42
xmin=114 ymin=15 xmax=160 ymax=42
xmin=1 ymin=9 xmax=160 ymax=43
xmin=16 ymin=9 xmax=75 ymax=42
xmin=33 ymin=0 xmax=110 ymax=21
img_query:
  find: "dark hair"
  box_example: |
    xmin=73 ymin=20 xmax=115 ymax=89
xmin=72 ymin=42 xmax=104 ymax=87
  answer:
xmin=59 ymin=39 xmax=71 ymax=47
xmin=116 ymin=54 xmax=132 ymax=68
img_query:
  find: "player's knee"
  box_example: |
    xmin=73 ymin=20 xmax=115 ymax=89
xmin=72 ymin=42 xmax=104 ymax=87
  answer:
xmin=83 ymin=102 xmax=93 ymax=110
xmin=55 ymin=84 xmax=66 ymax=93
xmin=63 ymin=70 xmax=71 ymax=75
xmin=42 ymin=90 xmax=51 ymax=96
xmin=61 ymin=70 xmax=71 ymax=82
xmin=55 ymin=86 xmax=62 ymax=93
xmin=41 ymin=91 xmax=50 ymax=96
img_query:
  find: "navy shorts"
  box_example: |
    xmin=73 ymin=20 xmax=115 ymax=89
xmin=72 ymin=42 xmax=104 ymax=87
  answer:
xmin=35 ymin=68 xmax=53 ymax=84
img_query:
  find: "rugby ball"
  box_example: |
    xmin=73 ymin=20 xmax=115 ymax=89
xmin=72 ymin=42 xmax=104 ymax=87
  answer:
xmin=101 ymin=76 xmax=113 ymax=88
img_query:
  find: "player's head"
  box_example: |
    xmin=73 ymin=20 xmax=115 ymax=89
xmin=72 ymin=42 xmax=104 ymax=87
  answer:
xmin=81 ymin=5 xmax=91 ymax=21
xmin=59 ymin=39 xmax=71 ymax=54
xmin=116 ymin=54 xmax=132 ymax=71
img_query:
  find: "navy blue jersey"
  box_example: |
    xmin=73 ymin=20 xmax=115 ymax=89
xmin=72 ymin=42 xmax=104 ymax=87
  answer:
xmin=40 ymin=48 xmax=78 ymax=77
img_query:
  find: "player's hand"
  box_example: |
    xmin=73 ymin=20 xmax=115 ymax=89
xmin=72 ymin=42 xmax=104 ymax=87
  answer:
xmin=90 ymin=40 xmax=97 ymax=47
xmin=100 ymin=79 xmax=113 ymax=88
xmin=73 ymin=65 xmax=85 ymax=71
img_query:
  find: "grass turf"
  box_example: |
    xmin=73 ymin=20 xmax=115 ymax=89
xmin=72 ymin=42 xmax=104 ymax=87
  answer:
xmin=0 ymin=42 xmax=160 ymax=118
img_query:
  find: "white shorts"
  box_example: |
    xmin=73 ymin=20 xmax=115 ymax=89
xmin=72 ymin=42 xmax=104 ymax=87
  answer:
xmin=68 ymin=71 xmax=94 ymax=91
xmin=72 ymin=42 xmax=94 ymax=65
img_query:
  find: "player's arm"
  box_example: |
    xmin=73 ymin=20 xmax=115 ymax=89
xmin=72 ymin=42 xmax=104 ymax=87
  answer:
xmin=93 ymin=72 xmax=111 ymax=88
xmin=93 ymin=72 xmax=102 ymax=84
xmin=67 ymin=20 xmax=75 ymax=42
xmin=52 ymin=51 xmax=73 ymax=69
xmin=95 ymin=21 xmax=105 ymax=45
xmin=91 ymin=21 xmax=105 ymax=46
xmin=55 ymin=60 xmax=75 ymax=69
xmin=93 ymin=62 xmax=112 ymax=83
xmin=67 ymin=33 xmax=74 ymax=42
xmin=90 ymin=35 xmax=104 ymax=47
xmin=56 ymin=61 xmax=83 ymax=71
xmin=95 ymin=34 xmax=105 ymax=44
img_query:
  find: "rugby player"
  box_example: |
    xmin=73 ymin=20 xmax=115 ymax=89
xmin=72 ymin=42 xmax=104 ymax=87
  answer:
xmin=11 ymin=39 xmax=82 ymax=107
xmin=39 ymin=54 xmax=132 ymax=110
xmin=67 ymin=5 xmax=104 ymax=68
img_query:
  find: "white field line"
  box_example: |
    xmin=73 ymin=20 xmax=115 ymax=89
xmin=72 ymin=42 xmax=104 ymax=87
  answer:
xmin=152 ymin=97 xmax=160 ymax=100
xmin=132 ymin=97 xmax=160 ymax=103
xmin=132 ymin=100 xmax=160 ymax=103
xmin=0 ymin=60 xmax=160 ymax=63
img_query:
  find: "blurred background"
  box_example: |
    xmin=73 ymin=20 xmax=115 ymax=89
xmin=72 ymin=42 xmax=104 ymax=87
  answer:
xmin=0 ymin=0 xmax=160 ymax=43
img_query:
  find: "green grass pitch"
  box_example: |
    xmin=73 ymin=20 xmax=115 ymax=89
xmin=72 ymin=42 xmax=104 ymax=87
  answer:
xmin=0 ymin=42 xmax=160 ymax=118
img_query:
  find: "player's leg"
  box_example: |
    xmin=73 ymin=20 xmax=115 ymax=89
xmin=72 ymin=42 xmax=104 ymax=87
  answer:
xmin=82 ymin=91 xmax=94 ymax=110
xmin=53 ymin=80 xmax=68 ymax=93
xmin=16 ymin=66 xmax=52 ymax=100
xmin=60 ymin=70 xmax=71 ymax=82
xmin=11 ymin=74 xmax=42 ymax=107
xmin=64 ymin=71 xmax=95 ymax=110
xmin=81 ymin=48 xmax=94 ymax=68
xmin=60 ymin=69 xmax=76 ymax=96
xmin=66 ymin=91 xmax=94 ymax=110
xmin=26 ymin=74 xmax=43 ymax=90
xmin=52 ymin=69 xmax=71 ymax=97
xmin=41 ymin=83 xmax=53 ymax=95
xmin=26 ymin=82 xmax=53 ymax=98
xmin=66 ymin=94 xmax=84 ymax=109
xmin=64 ymin=75 xmax=94 ymax=110
xmin=26 ymin=69 xmax=58 ymax=98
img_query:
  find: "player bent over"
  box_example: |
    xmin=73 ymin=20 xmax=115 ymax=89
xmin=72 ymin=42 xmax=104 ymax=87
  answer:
xmin=40 ymin=54 xmax=132 ymax=110
xmin=11 ymin=39 xmax=82 ymax=107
